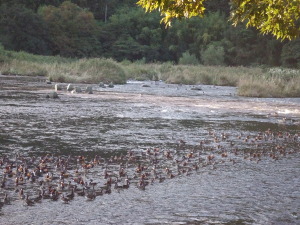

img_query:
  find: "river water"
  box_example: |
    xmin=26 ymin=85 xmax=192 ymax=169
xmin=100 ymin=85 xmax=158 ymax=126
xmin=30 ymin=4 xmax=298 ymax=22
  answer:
xmin=0 ymin=76 xmax=299 ymax=224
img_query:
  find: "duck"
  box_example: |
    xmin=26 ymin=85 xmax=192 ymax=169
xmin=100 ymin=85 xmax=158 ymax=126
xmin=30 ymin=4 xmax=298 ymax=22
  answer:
xmin=44 ymin=172 xmax=53 ymax=182
xmin=158 ymin=175 xmax=165 ymax=183
xmin=122 ymin=177 xmax=130 ymax=189
xmin=19 ymin=188 xmax=25 ymax=200
xmin=89 ymin=179 xmax=97 ymax=187
xmin=114 ymin=180 xmax=121 ymax=190
xmin=85 ymin=190 xmax=96 ymax=201
xmin=3 ymin=193 xmax=10 ymax=205
xmin=33 ymin=190 xmax=43 ymax=203
xmin=66 ymin=188 xmax=75 ymax=200
xmin=137 ymin=179 xmax=146 ymax=190
xmin=24 ymin=194 xmax=35 ymax=206
xmin=95 ymin=188 xmax=103 ymax=196
xmin=41 ymin=189 xmax=51 ymax=199
xmin=61 ymin=195 xmax=70 ymax=204
xmin=1 ymin=176 xmax=6 ymax=188
xmin=50 ymin=190 xmax=59 ymax=201
xmin=76 ymin=187 xmax=85 ymax=197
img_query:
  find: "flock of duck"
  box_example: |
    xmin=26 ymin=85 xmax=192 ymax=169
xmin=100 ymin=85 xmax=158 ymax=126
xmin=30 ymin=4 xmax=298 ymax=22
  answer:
xmin=0 ymin=128 xmax=299 ymax=208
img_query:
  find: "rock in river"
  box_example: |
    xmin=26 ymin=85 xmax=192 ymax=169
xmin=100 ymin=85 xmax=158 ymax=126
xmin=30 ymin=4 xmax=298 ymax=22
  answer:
xmin=86 ymin=86 xmax=93 ymax=94
xmin=46 ymin=91 xmax=59 ymax=99
xmin=99 ymin=82 xmax=106 ymax=88
xmin=67 ymin=84 xmax=74 ymax=92
xmin=54 ymin=84 xmax=62 ymax=91
xmin=71 ymin=87 xmax=82 ymax=93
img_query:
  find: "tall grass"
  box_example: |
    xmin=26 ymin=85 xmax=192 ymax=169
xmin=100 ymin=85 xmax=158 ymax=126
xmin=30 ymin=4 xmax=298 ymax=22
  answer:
xmin=46 ymin=58 xmax=126 ymax=84
xmin=238 ymin=68 xmax=300 ymax=97
xmin=0 ymin=46 xmax=126 ymax=84
xmin=0 ymin=46 xmax=299 ymax=97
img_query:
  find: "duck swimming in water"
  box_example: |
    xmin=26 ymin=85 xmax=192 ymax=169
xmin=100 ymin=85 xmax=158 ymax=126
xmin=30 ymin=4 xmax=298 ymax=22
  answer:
xmin=24 ymin=194 xmax=34 ymax=206
xmin=85 ymin=190 xmax=96 ymax=201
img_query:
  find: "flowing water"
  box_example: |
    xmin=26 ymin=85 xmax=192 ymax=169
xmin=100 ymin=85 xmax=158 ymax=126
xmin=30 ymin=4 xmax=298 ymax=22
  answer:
xmin=0 ymin=75 xmax=299 ymax=224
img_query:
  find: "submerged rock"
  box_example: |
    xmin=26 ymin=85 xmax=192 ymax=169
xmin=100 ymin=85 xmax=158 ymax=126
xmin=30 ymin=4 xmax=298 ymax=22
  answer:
xmin=46 ymin=91 xmax=59 ymax=99
xmin=67 ymin=84 xmax=74 ymax=92
xmin=191 ymin=86 xmax=202 ymax=91
xmin=86 ymin=86 xmax=93 ymax=94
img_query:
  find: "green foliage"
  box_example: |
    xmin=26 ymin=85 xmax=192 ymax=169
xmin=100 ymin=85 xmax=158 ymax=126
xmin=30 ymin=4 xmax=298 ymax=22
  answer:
xmin=138 ymin=0 xmax=300 ymax=40
xmin=280 ymin=39 xmax=300 ymax=68
xmin=137 ymin=0 xmax=206 ymax=26
xmin=201 ymin=43 xmax=225 ymax=65
xmin=0 ymin=0 xmax=299 ymax=69
xmin=0 ymin=3 xmax=52 ymax=54
xmin=230 ymin=0 xmax=300 ymax=40
xmin=38 ymin=1 xmax=101 ymax=57
xmin=178 ymin=51 xmax=199 ymax=65
xmin=100 ymin=7 xmax=164 ymax=62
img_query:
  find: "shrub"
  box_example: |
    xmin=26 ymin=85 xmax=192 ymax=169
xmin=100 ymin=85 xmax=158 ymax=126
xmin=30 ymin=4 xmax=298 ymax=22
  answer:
xmin=178 ymin=51 xmax=199 ymax=65
xmin=201 ymin=44 xmax=225 ymax=66
xmin=281 ymin=39 xmax=300 ymax=69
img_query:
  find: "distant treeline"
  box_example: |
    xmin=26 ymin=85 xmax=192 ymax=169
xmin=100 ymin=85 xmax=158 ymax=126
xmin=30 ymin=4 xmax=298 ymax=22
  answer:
xmin=0 ymin=0 xmax=299 ymax=68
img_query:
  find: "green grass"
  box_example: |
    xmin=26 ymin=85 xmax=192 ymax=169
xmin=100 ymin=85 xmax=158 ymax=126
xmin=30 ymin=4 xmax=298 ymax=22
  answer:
xmin=46 ymin=58 xmax=126 ymax=84
xmin=0 ymin=46 xmax=299 ymax=97
xmin=237 ymin=68 xmax=300 ymax=97
xmin=122 ymin=63 xmax=300 ymax=97
xmin=0 ymin=46 xmax=126 ymax=84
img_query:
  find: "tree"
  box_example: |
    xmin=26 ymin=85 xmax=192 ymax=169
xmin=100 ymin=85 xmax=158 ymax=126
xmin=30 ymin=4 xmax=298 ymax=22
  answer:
xmin=201 ymin=43 xmax=225 ymax=65
xmin=0 ymin=3 xmax=52 ymax=54
xmin=137 ymin=0 xmax=300 ymax=40
xmin=100 ymin=7 xmax=166 ymax=61
xmin=39 ymin=1 xmax=101 ymax=57
xmin=281 ymin=39 xmax=300 ymax=68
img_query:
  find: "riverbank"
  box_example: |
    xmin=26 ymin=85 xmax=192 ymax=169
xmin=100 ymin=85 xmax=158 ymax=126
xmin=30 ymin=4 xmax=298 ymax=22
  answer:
xmin=1 ymin=47 xmax=300 ymax=97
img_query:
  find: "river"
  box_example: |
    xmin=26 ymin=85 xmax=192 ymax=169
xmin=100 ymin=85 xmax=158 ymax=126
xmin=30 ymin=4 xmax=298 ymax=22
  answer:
xmin=0 ymin=75 xmax=299 ymax=224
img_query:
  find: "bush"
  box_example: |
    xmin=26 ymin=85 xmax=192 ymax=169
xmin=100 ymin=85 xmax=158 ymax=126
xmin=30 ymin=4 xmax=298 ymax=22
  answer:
xmin=281 ymin=39 xmax=300 ymax=69
xmin=121 ymin=63 xmax=158 ymax=80
xmin=201 ymin=44 xmax=225 ymax=66
xmin=178 ymin=51 xmax=199 ymax=65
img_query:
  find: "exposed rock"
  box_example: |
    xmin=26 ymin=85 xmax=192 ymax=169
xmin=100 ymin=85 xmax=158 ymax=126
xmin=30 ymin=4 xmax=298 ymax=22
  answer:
xmin=54 ymin=84 xmax=62 ymax=91
xmin=142 ymin=84 xmax=150 ymax=87
xmin=86 ymin=86 xmax=93 ymax=94
xmin=75 ymin=86 xmax=82 ymax=93
xmin=108 ymin=82 xmax=114 ymax=88
xmin=191 ymin=86 xmax=202 ymax=91
xmin=99 ymin=82 xmax=106 ymax=88
xmin=71 ymin=86 xmax=82 ymax=94
xmin=46 ymin=80 xmax=52 ymax=84
xmin=46 ymin=91 xmax=59 ymax=99
xmin=67 ymin=84 xmax=74 ymax=92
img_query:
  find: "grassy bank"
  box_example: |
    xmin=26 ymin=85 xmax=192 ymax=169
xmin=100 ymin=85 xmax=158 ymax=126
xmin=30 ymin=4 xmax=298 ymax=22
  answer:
xmin=121 ymin=62 xmax=300 ymax=97
xmin=0 ymin=46 xmax=127 ymax=84
xmin=0 ymin=47 xmax=299 ymax=97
